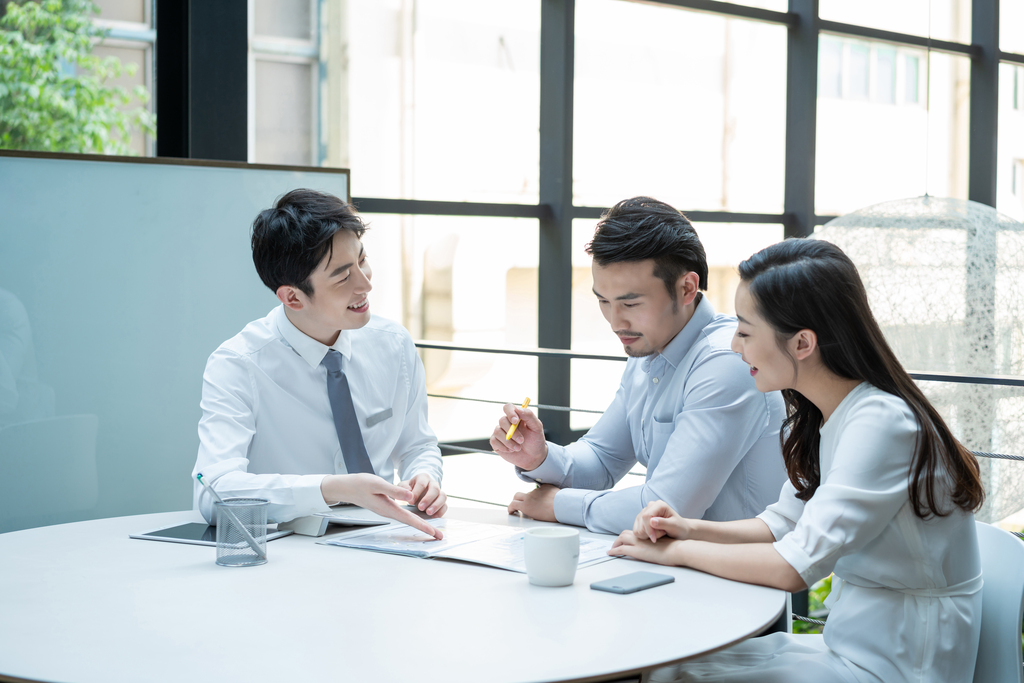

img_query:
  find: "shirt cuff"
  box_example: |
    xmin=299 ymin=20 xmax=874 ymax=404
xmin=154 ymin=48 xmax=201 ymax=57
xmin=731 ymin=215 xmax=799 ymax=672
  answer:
xmin=552 ymin=487 xmax=589 ymax=527
xmin=757 ymin=508 xmax=794 ymax=542
xmin=300 ymin=474 xmax=335 ymax=513
xmin=515 ymin=442 xmax=569 ymax=486
xmin=772 ymin=533 xmax=821 ymax=588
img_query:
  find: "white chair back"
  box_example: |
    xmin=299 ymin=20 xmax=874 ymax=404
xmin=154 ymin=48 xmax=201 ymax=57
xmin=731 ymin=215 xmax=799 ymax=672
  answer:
xmin=973 ymin=521 xmax=1024 ymax=683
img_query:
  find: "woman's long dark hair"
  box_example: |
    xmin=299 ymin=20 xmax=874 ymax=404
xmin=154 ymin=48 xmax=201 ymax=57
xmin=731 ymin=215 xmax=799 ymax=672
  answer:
xmin=739 ymin=239 xmax=984 ymax=518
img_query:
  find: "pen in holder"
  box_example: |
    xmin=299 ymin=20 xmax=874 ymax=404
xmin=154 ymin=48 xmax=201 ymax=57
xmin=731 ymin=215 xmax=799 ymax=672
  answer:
xmin=197 ymin=473 xmax=269 ymax=566
xmin=214 ymin=498 xmax=269 ymax=566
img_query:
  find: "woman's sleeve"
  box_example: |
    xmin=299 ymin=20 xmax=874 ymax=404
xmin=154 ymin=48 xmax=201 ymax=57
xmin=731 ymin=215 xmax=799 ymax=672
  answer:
xmin=757 ymin=478 xmax=804 ymax=541
xmin=772 ymin=394 xmax=918 ymax=587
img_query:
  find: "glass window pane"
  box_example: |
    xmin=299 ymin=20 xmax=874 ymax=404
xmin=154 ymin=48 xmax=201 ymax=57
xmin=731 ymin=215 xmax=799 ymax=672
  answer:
xmin=848 ymin=43 xmax=870 ymax=101
xmin=91 ymin=44 xmax=151 ymax=156
xmin=816 ymin=50 xmax=970 ymax=216
xmin=254 ymin=0 xmax=313 ymax=40
xmin=1001 ymin=0 xmax=1024 ymax=54
xmin=997 ymin=63 xmax=1024 ymax=222
xmin=905 ymin=55 xmax=921 ymax=104
xmin=569 ymin=218 xmax=783 ymax=431
xmin=333 ymin=0 xmax=540 ymax=203
xmin=574 ymin=1 xmax=786 ymax=214
xmin=694 ymin=222 xmax=785 ymax=315
xmin=876 ymin=47 xmax=896 ymax=104
xmin=359 ymin=214 xmax=538 ymax=442
xmin=254 ymin=60 xmax=313 ymax=165
xmin=819 ymin=36 xmax=843 ymax=98
xmin=93 ymin=0 xmax=145 ymax=24
xmin=819 ymin=0 xmax=970 ymax=44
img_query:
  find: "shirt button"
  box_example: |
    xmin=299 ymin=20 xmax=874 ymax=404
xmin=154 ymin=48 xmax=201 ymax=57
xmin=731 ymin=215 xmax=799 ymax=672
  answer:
xmin=652 ymin=377 xmax=659 ymax=384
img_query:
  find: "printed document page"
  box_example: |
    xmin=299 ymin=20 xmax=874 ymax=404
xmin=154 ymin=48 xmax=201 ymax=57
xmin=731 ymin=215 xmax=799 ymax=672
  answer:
xmin=320 ymin=518 xmax=511 ymax=558
xmin=434 ymin=532 xmax=614 ymax=573
xmin=321 ymin=518 xmax=615 ymax=572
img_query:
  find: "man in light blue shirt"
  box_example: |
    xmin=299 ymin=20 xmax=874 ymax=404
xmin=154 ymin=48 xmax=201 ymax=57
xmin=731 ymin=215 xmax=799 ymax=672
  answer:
xmin=490 ymin=197 xmax=786 ymax=534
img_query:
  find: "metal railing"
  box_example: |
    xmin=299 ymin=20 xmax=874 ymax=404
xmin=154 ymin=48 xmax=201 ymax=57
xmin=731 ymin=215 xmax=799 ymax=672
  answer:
xmin=417 ymin=339 xmax=1024 ymax=461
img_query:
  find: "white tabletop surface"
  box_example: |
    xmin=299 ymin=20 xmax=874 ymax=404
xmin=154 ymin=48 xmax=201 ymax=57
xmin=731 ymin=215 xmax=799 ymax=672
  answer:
xmin=0 ymin=506 xmax=785 ymax=683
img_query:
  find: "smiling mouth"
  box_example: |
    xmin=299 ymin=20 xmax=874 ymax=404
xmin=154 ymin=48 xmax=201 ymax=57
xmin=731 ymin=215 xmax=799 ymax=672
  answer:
xmin=348 ymin=297 xmax=369 ymax=311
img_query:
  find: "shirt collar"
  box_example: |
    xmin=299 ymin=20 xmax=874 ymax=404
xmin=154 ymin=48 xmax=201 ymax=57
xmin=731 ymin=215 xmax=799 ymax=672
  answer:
xmin=272 ymin=305 xmax=352 ymax=369
xmin=650 ymin=293 xmax=715 ymax=370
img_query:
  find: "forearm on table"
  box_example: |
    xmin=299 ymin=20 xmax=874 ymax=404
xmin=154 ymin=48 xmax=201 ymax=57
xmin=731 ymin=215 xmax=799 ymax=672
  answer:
xmin=668 ymin=538 xmax=805 ymax=592
xmin=197 ymin=470 xmax=329 ymax=522
xmin=681 ymin=517 xmax=776 ymax=544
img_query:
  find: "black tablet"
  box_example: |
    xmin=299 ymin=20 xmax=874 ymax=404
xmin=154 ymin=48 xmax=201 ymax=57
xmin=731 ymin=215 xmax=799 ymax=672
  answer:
xmin=129 ymin=522 xmax=293 ymax=546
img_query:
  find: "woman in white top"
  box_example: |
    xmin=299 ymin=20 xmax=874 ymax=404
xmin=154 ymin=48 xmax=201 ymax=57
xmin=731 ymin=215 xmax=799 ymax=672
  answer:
xmin=610 ymin=238 xmax=985 ymax=683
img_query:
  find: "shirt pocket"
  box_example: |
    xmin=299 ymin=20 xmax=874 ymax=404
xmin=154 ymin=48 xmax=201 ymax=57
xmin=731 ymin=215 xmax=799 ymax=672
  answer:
xmin=645 ymin=416 xmax=676 ymax=470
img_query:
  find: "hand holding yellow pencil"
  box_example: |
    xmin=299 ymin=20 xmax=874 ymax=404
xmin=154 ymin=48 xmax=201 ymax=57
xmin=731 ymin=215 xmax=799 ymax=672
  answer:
xmin=505 ymin=397 xmax=531 ymax=440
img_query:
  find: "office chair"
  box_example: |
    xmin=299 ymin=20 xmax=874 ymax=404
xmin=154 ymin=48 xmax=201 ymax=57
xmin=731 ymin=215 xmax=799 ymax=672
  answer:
xmin=973 ymin=521 xmax=1024 ymax=683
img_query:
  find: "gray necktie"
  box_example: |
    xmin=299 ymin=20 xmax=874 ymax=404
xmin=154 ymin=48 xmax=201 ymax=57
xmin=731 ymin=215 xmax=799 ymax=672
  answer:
xmin=322 ymin=349 xmax=375 ymax=474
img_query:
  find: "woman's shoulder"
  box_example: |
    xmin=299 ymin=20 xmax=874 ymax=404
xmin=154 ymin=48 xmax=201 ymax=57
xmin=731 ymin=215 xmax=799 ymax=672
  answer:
xmin=833 ymin=383 xmax=919 ymax=439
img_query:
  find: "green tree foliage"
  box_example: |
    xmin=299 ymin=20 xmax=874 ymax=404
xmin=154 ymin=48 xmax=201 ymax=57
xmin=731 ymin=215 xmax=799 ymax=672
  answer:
xmin=0 ymin=0 xmax=155 ymax=154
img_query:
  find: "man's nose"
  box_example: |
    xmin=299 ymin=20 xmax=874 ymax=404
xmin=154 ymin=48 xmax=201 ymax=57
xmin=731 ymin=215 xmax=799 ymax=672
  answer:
xmin=610 ymin=307 xmax=627 ymax=331
xmin=355 ymin=267 xmax=372 ymax=293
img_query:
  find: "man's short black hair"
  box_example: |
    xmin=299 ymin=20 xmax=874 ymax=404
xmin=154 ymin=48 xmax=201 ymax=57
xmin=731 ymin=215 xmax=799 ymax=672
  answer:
xmin=585 ymin=196 xmax=708 ymax=301
xmin=251 ymin=189 xmax=367 ymax=297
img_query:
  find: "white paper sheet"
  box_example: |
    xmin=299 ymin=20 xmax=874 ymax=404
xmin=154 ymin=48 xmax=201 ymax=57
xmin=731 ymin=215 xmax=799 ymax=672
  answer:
xmin=320 ymin=518 xmax=615 ymax=573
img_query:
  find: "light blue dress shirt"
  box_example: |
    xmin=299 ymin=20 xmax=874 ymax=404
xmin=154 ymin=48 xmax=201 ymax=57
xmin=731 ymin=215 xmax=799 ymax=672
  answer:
xmin=520 ymin=295 xmax=787 ymax=534
xmin=192 ymin=306 xmax=443 ymax=524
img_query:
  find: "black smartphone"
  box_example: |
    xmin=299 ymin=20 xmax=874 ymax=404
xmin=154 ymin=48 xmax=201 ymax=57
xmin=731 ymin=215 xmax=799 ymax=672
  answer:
xmin=590 ymin=571 xmax=675 ymax=594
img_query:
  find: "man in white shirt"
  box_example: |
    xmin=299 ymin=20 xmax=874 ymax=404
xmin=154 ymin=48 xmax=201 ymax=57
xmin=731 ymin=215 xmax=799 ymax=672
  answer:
xmin=193 ymin=189 xmax=446 ymax=538
xmin=489 ymin=197 xmax=786 ymax=535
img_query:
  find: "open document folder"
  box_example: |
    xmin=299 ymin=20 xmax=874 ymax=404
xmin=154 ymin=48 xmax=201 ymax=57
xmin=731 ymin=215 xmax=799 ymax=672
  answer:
xmin=319 ymin=518 xmax=615 ymax=573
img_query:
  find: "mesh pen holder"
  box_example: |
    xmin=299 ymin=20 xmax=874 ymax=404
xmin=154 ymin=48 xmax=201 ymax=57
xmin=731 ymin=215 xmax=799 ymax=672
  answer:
xmin=214 ymin=498 xmax=269 ymax=567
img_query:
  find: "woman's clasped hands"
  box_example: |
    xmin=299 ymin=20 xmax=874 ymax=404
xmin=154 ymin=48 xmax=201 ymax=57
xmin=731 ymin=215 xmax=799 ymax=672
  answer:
xmin=609 ymin=500 xmax=691 ymax=565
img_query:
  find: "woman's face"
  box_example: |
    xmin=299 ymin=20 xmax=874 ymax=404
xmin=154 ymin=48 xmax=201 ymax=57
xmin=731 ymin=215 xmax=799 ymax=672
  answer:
xmin=731 ymin=282 xmax=797 ymax=393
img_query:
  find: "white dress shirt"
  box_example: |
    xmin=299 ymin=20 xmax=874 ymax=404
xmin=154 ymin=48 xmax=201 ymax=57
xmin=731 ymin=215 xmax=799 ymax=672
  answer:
xmin=192 ymin=306 xmax=442 ymax=524
xmin=520 ymin=295 xmax=788 ymax=534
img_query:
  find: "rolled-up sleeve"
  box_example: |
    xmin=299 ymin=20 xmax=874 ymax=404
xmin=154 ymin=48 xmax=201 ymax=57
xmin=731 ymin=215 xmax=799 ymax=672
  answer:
xmin=758 ymin=479 xmax=804 ymax=541
xmin=192 ymin=348 xmax=328 ymax=524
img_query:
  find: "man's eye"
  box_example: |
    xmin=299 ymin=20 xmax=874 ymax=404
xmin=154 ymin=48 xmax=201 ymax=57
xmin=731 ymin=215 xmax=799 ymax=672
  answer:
xmin=736 ymin=332 xmax=748 ymax=338
xmin=623 ymin=303 xmax=639 ymax=308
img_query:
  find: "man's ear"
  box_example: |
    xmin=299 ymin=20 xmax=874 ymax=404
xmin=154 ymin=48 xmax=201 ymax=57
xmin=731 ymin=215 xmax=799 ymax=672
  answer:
xmin=676 ymin=271 xmax=700 ymax=307
xmin=276 ymin=285 xmax=305 ymax=311
xmin=790 ymin=329 xmax=818 ymax=361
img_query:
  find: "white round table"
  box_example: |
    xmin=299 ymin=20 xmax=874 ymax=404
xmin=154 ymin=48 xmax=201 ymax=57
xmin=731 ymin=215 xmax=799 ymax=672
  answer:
xmin=0 ymin=507 xmax=785 ymax=683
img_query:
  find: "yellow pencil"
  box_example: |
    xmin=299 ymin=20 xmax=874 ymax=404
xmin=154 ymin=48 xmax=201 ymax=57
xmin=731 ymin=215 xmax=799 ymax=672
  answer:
xmin=505 ymin=397 xmax=531 ymax=440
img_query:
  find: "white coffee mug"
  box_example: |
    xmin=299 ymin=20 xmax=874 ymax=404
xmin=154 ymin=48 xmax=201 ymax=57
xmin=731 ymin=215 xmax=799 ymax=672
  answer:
xmin=524 ymin=527 xmax=580 ymax=587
